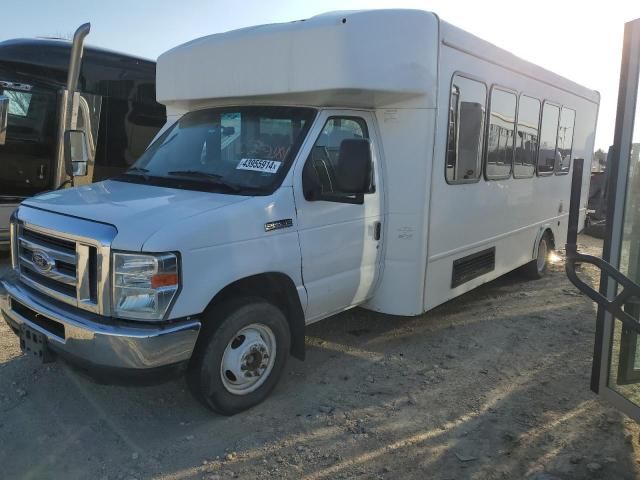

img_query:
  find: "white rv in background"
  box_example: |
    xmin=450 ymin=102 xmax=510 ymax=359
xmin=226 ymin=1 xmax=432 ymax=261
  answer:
xmin=0 ymin=10 xmax=599 ymax=414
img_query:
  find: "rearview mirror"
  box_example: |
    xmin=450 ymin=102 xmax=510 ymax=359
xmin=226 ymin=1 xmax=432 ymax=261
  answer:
xmin=0 ymin=95 xmax=8 ymax=146
xmin=64 ymin=129 xmax=89 ymax=177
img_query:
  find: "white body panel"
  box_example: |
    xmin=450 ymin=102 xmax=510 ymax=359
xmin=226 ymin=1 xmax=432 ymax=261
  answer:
xmin=19 ymin=9 xmax=600 ymax=325
xmin=361 ymin=108 xmax=435 ymax=315
xmin=143 ymin=186 xmax=306 ymax=319
xmin=157 ymin=10 xmax=438 ymax=110
xmin=419 ymin=28 xmax=600 ymax=312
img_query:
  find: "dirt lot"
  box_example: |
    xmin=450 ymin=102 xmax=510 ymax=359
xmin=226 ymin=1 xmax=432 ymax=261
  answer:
xmin=1 ymin=234 xmax=639 ymax=480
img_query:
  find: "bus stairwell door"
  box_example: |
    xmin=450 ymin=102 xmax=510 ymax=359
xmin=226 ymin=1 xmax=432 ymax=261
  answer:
xmin=582 ymin=18 xmax=640 ymax=421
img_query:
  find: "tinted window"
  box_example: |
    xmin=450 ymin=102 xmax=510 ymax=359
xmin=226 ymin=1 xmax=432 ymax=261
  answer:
xmin=556 ymin=107 xmax=575 ymax=174
xmin=93 ymin=97 xmax=167 ymax=181
xmin=446 ymin=75 xmax=486 ymax=183
xmin=537 ymin=102 xmax=560 ymax=174
xmin=514 ymin=95 xmax=540 ymax=178
xmin=305 ymin=116 xmax=373 ymax=197
xmin=485 ymin=88 xmax=516 ymax=179
xmin=0 ymin=87 xmax=57 ymax=197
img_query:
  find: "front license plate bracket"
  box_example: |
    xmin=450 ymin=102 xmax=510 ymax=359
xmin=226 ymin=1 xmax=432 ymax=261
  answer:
xmin=20 ymin=325 xmax=54 ymax=363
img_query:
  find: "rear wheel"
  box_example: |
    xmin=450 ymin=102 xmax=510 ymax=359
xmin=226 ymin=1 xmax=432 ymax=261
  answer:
xmin=188 ymin=298 xmax=291 ymax=415
xmin=523 ymin=233 xmax=552 ymax=279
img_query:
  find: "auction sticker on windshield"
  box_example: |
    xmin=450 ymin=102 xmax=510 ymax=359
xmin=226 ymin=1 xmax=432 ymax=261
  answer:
xmin=236 ymin=158 xmax=282 ymax=174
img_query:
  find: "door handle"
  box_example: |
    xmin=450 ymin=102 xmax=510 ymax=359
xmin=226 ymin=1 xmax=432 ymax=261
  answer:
xmin=373 ymin=221 xmax=382 ymax=241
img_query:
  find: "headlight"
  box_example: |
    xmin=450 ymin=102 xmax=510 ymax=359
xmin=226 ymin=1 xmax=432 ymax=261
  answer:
xmin=112 ymin=252 xmax=179 ymax=321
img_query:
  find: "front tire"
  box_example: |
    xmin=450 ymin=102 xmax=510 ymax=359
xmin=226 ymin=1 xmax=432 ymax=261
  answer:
xmin=188 ymin=298 xmax=291 ymax=415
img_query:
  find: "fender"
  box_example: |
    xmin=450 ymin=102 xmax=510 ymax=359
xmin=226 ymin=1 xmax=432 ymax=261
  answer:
xmin=200 ymin=272 xmax=307 ymax=360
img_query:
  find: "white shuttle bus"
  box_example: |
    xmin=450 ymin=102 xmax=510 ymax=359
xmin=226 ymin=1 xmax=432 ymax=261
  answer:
xmin=0 ymin=10 xmax=599 ymax=414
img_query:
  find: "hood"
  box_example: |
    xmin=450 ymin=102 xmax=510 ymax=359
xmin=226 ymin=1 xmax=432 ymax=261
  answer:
xmin=23 ymin=180 xmax=249 ymax=250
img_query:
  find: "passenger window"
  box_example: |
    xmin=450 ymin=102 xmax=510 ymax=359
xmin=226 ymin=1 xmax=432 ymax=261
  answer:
xmin=446 ymin=75 xmax=486 ymax=183
xmin=485 ymin=88 xmax=516 ymax=179
xmin=304 ymin=116 xmax=374 ymax=198
xmin=556 ymin=107 xmax=575 ymax=174
xmin=514 ymin=95 xmax=540 ymax=178
xmin=537 ymin=102 xmax=560 ymax=175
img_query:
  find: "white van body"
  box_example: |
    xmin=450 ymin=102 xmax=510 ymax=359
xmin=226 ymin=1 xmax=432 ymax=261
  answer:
xmin=0 ymin=10 xmax=599 ymax=411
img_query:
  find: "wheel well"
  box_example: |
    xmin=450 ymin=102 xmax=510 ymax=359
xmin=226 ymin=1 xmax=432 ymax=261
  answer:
xmin=204 ymin=273 xmax=306 ymax=360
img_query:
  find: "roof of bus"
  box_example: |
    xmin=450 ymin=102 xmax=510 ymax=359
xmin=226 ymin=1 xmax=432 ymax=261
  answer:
xmin=0 ymin=38 xmax=157 ymax=98
xmin=157 ymin=9 xmax=599 ymax=110
xmin=438 ymin=20 xmax=600 ymax=104
xmin=157 ymin=10 xmax=440 ymax=109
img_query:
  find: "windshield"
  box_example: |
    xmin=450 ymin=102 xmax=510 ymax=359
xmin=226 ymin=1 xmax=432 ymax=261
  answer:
xmin=116 ymin=106 xmax=316 ymax=195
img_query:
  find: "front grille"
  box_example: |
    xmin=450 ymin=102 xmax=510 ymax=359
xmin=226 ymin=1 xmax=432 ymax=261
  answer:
xmin=16 ymin=226 xmax=100 ymax=312
xmin=21 ymin=266 xmax=77 ymax=298
xmin=21 ymin=228 xmax=75 ymax=253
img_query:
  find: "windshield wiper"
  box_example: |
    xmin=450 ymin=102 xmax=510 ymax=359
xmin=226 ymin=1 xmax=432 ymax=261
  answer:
xmin=121 ymin=167 xmax=151 ymax=181
xmin=126 ymin=167 xmax=150 ymax=174
xmin=167 ymin=170 xmax=242 ymax=192
xmin=111 ymin=166 xmax=152 ymax=184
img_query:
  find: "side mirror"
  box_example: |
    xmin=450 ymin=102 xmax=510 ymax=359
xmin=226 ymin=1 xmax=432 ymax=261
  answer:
xmin=302 ymin=158 xmax=322 ymax=201
xmin=334 ymin=139 xmax=372 ymax=195
xmin=302 ymin=138 xmax=372 ymax=205
xmin=64 ymin=129 xmax=89 ymax=177
xmin=0 ymin=95 xmax=8 ymax=146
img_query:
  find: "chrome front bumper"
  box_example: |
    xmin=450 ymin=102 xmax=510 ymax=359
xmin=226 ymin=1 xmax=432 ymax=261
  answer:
xmin=0 ymin=271 xmax=201 ymax=371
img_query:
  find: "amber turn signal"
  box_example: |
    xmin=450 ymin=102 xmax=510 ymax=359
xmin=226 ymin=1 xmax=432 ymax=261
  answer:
xmin=151 ymin=273 xmax=179 ymax=289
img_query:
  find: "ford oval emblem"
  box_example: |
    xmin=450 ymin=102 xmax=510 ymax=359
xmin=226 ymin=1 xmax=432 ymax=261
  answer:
xmin=32 ymin=250 xmax=53 ymax=272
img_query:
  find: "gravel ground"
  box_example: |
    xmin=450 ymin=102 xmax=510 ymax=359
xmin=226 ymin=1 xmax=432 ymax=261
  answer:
xmin=0 ymin=235 xmax=638 ymax=480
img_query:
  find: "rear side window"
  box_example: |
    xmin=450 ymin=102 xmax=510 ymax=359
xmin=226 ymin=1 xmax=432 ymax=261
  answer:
xmin=446 ymin=75 xmax=486 ymax=183
xmin=485 ymin=88 xmax=516 ymax=180
xmin=556 ymin=107 xmax=575 ymax=174
xmin=514 ymin=95 xmax=540 ymax=178
xmin=537 ymin=102 xmax=560 ymax=175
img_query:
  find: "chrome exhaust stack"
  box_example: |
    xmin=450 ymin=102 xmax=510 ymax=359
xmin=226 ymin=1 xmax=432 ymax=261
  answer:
xmin=0 ymin=94 xmax=8 ymax=145
xmin=65 ymin=23 xmax=90 ymax=126
xmin=54 ymin=23 xmax=91 ymax=187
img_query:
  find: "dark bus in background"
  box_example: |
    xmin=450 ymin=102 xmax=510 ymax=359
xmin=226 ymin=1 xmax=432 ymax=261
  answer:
xmin=0 ymin=25 xmax=166 ymax=247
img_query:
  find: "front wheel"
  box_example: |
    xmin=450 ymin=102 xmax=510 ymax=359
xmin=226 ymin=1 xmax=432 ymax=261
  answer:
xmin=523 ymin=233 xmax=552 ymax=279
xmin=188 ymin=298 xmax=291 ymax=415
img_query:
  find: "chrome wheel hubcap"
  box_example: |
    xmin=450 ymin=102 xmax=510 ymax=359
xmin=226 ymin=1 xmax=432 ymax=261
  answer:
xmin=220 ymin=324 xmax=276 ymax=395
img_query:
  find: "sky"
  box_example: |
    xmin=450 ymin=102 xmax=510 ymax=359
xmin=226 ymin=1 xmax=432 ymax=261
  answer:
xmin=0 ymin=0 xmax=638 ymax=151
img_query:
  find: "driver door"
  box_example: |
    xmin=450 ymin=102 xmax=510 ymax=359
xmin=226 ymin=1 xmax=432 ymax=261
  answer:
xmin=293 ymin=110 xmax=384 ymax=322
